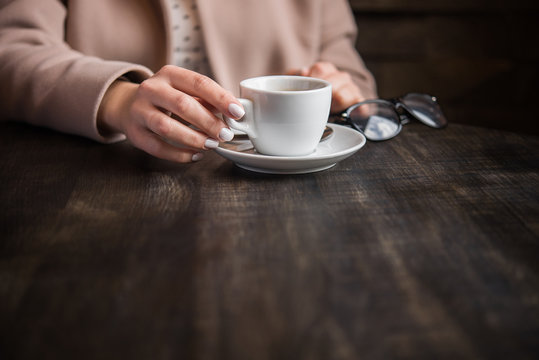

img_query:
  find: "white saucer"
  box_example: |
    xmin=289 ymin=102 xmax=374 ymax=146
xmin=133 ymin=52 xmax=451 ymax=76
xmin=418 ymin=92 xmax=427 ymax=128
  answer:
xmin=214 ymin=124 xmax=366 ymax=174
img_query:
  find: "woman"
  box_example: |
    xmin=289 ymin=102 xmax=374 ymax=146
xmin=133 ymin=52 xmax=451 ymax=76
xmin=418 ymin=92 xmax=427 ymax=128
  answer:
xmin=0 ymin=0 xmax=376 ymax=163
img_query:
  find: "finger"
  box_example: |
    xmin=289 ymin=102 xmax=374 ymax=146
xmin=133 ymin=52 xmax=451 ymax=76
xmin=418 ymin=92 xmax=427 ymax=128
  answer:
xmin=138 ymin=79 xmax=233 ymax=143
xmin=324 ymin=72 xmax=363 ymax=107
xmin=159 ymin=65 xmax=244 ymax=121
xmin=194 ymin=97 xmax=218 ymax=114
xmin=332 ymin=85 xmax=362 ymax=112
xmin=141 ymin=106 xmax=222 ymax=150
xmin=129 ymin=126 xmax=204 ymax=163
xmin=307 ymin=62 xmax=338 ymax=78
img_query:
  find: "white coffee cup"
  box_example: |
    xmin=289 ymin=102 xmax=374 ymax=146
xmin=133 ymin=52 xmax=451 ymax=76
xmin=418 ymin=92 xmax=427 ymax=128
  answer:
xmin=224 ymin=75 xmax=332 ymax=156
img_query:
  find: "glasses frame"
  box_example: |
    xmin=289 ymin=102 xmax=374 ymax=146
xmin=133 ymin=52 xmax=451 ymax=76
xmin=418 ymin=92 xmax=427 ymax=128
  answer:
xmin=331 ymin=93 xmax=447 ymax=141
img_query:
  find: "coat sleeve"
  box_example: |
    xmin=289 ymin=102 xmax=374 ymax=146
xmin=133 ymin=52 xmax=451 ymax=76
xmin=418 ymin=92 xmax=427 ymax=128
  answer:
xmin=319 ymin=0 xmax=377 ymax=99
xmin=0 ymin=0 xmax=153 ymax=143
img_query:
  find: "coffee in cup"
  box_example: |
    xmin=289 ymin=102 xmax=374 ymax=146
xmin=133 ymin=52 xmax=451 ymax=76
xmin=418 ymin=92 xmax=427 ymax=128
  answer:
xmin=224 ymin=75 xmax=332 ymax=156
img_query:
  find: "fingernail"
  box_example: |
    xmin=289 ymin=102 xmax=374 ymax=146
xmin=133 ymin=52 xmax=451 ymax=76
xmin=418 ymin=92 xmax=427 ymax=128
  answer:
xmin=204 ymin=138 xmax=219 ymax=149
xmin=228 ymin=103 xmax=245 ymax=119
xmin=219 ymin=128 xmax=234 ymax=141
xmin=192 ymin=153 xmax=204 ymax=162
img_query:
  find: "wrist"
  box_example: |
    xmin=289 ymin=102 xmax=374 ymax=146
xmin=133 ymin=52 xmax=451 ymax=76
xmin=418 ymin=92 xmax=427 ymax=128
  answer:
xmin=97 ymin=79 xmax=138 ymax=136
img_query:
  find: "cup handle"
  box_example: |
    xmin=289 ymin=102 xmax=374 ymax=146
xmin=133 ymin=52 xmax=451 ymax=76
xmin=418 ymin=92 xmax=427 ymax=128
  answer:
xmin=223 ymin=98 xmax=257 ymax=139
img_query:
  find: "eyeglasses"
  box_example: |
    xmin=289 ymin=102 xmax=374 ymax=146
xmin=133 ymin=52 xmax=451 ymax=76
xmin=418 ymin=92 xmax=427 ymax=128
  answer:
xmin=331 ymin=93 xmax=448 ymax=141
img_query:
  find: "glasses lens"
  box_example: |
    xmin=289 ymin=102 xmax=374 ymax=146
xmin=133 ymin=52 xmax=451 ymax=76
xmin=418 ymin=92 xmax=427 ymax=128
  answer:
xmin=348 ymin=102 xmax=402 ymax=141
xmin=401 ymin=93 xmax=447 ymax=128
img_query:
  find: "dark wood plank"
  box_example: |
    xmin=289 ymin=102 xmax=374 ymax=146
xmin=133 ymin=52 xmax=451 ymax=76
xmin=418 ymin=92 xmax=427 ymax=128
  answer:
xmin=350 ymin=0 xmax=539 ymax=133
xmin=349 ymin=0 xmax=539 ymax=12
xmin=355 ymin=14 xmax=539 ymax=60
xmin=0 ymin=121 xmax=538 ymax=359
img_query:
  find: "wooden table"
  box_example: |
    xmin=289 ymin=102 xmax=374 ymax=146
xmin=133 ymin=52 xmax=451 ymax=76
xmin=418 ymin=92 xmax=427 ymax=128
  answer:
xmin=1 ymin=121 xmax=538 ymax=359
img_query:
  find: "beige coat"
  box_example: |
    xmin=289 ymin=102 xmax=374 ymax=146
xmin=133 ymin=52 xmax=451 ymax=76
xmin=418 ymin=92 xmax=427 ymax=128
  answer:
xmin=0 ymin=0 xmax=376 ymax=142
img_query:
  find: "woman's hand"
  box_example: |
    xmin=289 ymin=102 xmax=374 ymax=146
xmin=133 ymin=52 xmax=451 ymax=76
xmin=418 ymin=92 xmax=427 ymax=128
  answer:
xmin=98 ymin=65 xmax=245 ymax=163
xmin=288 ymin=62 xmax=366 ymax=113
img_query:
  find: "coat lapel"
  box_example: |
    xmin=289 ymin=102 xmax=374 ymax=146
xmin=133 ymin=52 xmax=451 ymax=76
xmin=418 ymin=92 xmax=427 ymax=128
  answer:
xmin=196 ymin=0 xmax=238 ymax=92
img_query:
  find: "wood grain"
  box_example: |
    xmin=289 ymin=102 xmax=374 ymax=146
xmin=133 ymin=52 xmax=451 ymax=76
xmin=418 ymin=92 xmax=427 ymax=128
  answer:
xmin=1 ymin=121 xmax=538 ymax=359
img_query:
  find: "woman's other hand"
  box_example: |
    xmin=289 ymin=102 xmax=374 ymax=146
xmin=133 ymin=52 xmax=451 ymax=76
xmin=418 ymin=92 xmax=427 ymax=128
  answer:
xmin=97 ymin=65 xmax=245 ymax=163
xmin=288 ymin=62 xmax=366 ymax=113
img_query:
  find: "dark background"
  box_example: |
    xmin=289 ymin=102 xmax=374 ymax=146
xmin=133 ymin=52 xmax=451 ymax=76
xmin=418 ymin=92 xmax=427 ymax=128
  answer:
xmin=349 ymin=0 xmax=539 ymax=134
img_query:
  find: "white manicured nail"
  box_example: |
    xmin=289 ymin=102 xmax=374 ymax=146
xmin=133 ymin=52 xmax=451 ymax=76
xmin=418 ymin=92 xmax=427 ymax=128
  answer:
xmin=219 ymin=128 xmax=234 ymax=141
xmin=204 ymin=138 xmax=219 ymax=149
xmin=192 ymin=153 xmax=204 ymax=162
xmin=228 ymin=103 xmax=245 ymax=119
